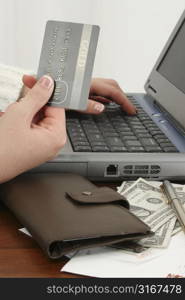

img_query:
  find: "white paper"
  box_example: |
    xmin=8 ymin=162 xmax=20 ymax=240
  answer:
xmin=19 ymin=227 xmax=32 ymax=237
xmin=61 ymin=232 xmax=185 ymax=278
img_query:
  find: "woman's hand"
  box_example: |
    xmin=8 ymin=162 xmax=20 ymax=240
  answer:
xmin=87 ymin=78 xmax=136 ymax=115
xmin=0 ymin=75 xmax=66 ymax=183
xmin=23 ymin=76 xmax=136 ymax=115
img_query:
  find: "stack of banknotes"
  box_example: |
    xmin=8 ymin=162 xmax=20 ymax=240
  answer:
xmin=117 ymin=178 xmax=185 ymax=249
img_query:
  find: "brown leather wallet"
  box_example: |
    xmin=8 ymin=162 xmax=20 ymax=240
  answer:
xmin=0 ymin=173 xmax=153 ymax=259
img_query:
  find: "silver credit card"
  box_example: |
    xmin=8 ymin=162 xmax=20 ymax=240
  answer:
xmin=37 ymin=20 xmax=100 ymax=110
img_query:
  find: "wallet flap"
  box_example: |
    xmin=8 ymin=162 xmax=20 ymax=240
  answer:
xmin=66 ymin=187 xmax=129 ymax=209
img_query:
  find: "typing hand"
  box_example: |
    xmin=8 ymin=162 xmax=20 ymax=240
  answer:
xmin=86 ymin=78 xmax=136 ymax=115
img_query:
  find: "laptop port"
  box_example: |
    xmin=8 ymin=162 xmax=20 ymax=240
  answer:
xmin=105 ymin=164 xmax=119 ymax=177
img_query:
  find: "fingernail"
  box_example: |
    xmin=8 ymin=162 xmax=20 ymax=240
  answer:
xmin=131 ymin=107 xmax=137 ymax=115
xmin=39 ymin=75 xmax=53 ymax=90
xmin=94 ymin=103 xmax=105 ymax=112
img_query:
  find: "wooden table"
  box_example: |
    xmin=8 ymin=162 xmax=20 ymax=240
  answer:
xmin=0 ymin=202 xmax=86 ymax=278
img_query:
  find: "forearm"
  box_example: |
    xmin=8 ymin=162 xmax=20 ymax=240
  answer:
xmin=0 ymin=63 xmax=32 ymax=111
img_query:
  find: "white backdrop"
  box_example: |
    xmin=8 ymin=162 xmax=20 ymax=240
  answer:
xmin=0 ymin=0 xmax=185 ymax=92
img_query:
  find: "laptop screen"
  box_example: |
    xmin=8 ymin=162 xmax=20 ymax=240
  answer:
xmin=157 ymin=20 xmax=185 ymax=94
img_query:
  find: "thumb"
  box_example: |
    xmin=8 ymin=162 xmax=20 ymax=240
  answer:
xmin=20 ymin=75 xmax=54 ymax=118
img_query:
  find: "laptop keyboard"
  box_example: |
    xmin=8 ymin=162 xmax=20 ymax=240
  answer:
xmin=66 ymin=96 xmax=178 ymax=153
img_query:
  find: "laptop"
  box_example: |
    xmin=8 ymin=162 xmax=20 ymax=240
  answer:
xmin=34 ymin=10 xmax=185 ymax=181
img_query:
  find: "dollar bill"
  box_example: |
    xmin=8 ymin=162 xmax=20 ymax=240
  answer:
xmin=118 ymin=178 xmax=178 ymax=247
xmin=139 ymin=217 xmax=176 ymax=248
xmin=118 ymin=178 xmax=185 ymax=236
xmin=120 ymin=178 xmax=167 ymax=221
xmin=117 ymin=181 xmax=133 ymax=194
xmin=172 ymin=220 xmax=182 ymax=236
xmin=144 ymin=204 xmax=175 ymax=231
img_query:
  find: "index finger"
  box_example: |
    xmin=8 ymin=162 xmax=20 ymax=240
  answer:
xmin=43 ymin=106 xmax=66 ymax=128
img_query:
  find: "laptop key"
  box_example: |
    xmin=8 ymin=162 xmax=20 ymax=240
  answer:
xmin=147 ymin=126 xmax=160 ymax=131
xmin=92 ymin=146 xmax=109 ymax=152
xmin=125 ymin=140 xmax=142 ymax=147
xmin=115 ymin=127 xmax=132 ymax=132
xmin=142 ymin=121 xmax=156 ymax=126
xmin=110 ymin=146 xmax=127 ymax=152
xmin=82 ymin=125 xmax=98 ymax=130
xmin=98 ymin=124 xmax=114 ymax=130
xmin=81 ymin=120 xmax=95 ymax=125
xmin=67 ymin=124 xmax=82 ymax=129
xmin=154 ymin=135 xmax=167 ymax=140
xmin=130 ymin=125 xmax=146 ymax=130
xmin=102 ymin=132 xmax=119 ymax=137
xmin=109 ymin=115 xmax=123 ymax=120
xmin=149 ymin=127 xmax=162 ymax=132
xmin=73 ymin=141 xmax=90 ymax=146
xmin=144 ymin=146 xmax=163 ymax=152
xmin=88 ymin=134 xmax=104 ymax=142
xmin=67 ymin=119 xmax=80 ymax=123
xmin=106 ymin=137 xmax=123 ymax=146
xmin=100 ymin=127 xmax=116 ymax=132
xmin=139 ymin=116 xmax=151 ymax=121
xmin=118 ymin=131 xmax=134 ymax=136
xmin=142 ymin=122 xmax=155 ymax=128
xmin=69 ymin=132 xmax=86 ymax=138
xmin=124 ymin=116 xmax=139 ymax=120
xmin=72 ymin=137 xmax=88 ymax=142
xmin=74 ymin=146 xmax=91 ymax=152
xmin=160 ymin=142 xmax=175 ymax=148
xmin=150 ymin=131 xmax=164 ymax=136
xmin=137 ymin=113 xmax=149 ymax=117
xmin=137 ymin=109 xmax=145 ymax=113
xmin=128 ymin=146 xmax=145 ymax=152
xmin=67 ymin=127 xmax=83 ymax=132
xmin=84 ymin=129 xmax=100 ymax=134
xmin=68 ymin=130 xmax=84 ymax=136
xmin=163 ymin=147 xmax=178 ymax=153
xmin=127 ymin=121 xmax=142 ymax=125
xmin=158 ymin=138 xmax=171 ymax=143
xmin=135 ymin=129 xmax=148 ymax=134
xmin=91 ymin=141 xmax=107 ymax=146
xmin=137 ymin=133 xmax=152 ymax=138
xmin=112 ymin=121 xmax=127 ymax=126
xmin=140 ymin=138 xmax=158 ymax=147
xmin=121 ymin=136 xmax=138 ymax=141
xmin=79 ymin=115 xmax=93 ymax=120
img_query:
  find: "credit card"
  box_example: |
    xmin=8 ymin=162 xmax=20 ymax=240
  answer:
xmin=37 ymin=20 xmax=100 ymax=110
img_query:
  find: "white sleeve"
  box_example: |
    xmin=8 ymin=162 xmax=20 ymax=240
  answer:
xmin=0 ymin=63 xmax=33 ymax=112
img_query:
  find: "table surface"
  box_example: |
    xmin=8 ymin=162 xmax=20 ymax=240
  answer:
xmin=0 ymin=203 xmax=83 ymax=278
xmin=0 ymin=183 xmax=117 ymax=278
